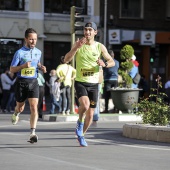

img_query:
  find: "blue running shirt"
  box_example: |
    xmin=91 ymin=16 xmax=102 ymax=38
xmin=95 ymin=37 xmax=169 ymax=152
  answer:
xmin=11 ymin=46 xmax=41 ymax=79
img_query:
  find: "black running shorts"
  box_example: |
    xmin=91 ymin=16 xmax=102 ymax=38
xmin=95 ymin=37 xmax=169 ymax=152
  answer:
xmin=15 ymin=78 xmax=39 ymax=102
xmin=75 ymin=81 xmax=98 ymax=108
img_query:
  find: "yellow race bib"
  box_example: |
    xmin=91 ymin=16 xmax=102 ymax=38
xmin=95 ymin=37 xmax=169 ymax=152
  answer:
xmin=81 ymin=68 xmax=95 ymax=77
xmin=21 ymin=67 xmax=35 ymax=77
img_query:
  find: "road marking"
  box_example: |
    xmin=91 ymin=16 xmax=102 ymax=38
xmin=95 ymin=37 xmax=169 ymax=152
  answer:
xmin=7 ymin=148 xmax=103 ymax=170
xmin=0 ymin=132 xmax=25 ymax=136
xmin=21 ymin=120 xmax=75 ymax=125
xmin=0 ymin=125 xmax=20 ymax=128
xmin=1 ymin=123 xmax=169 ymax=152
xmin=86 ymin=138 xmax=170 ymax=151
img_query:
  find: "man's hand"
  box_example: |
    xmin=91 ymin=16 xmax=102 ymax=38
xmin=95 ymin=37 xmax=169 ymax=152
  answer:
xmin=38 ymin=63 xmax=47 ymax=73
xmin=64 ymin=37 xmax=87 ymax=63
xmin=40 ymin=65 xmax=47 ymax=73
xmin=75 ymin=37 xmax=87 ymax=49
xmin=23 ymin=61 xmax=31 ymax=68
xmin=96 ymin=58 xmax=106 ymax=67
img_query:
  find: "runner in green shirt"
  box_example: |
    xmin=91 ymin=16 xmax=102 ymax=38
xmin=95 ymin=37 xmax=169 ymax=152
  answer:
xmin=65 ymin=22 xmax=115 ymax=147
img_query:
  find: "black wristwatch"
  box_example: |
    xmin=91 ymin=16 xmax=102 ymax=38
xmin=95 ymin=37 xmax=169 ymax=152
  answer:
xmin=104 ymin=62 xmax=108 ymax=67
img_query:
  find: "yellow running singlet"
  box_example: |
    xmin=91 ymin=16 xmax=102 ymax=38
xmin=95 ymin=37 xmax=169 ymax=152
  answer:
xmin=75 ymin=42 xmax=102 ymax=83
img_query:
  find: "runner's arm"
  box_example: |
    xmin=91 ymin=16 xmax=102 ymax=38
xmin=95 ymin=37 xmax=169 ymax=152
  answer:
xmin=10 ymin=61 xmax=31 ymax=73
xmin=64 ymin=37 xmax=87 ymax=63
xmin=100 ymin=44 xmax=115 ymax=68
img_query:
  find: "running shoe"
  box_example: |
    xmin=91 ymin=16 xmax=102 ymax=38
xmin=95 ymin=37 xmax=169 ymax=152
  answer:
xmin=66 ymin=110 xmax=70 ymax=115
xmin=11 ymin=113 xmax=19 ymax=125
xmin=91 ymin=121 xmax=97 ymax=127
xmin=62 ymin=111 xmax=66 ymax=115
xmin=77 ymin=136 xmax=88 ymax=147
xmin=75 ymin=120 xmax=84 ymax=137
xmin=2 ymin=109 xmax=7 ymax=113
xmin=27 ymin=134 xmax=38 ymax=144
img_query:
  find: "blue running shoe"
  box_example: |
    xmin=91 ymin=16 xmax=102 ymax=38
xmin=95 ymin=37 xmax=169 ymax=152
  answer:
xmin=77 ymin=136 xmax=88 ymax=147
xmin=75 ymin=120 xmax=84 ymax=137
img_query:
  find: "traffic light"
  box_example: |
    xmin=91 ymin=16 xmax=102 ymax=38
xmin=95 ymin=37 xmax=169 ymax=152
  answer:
xmin=150 ymin=57 xmax=154 ymax=63
xmin=70 ymin=6 xmax=84 ymax=34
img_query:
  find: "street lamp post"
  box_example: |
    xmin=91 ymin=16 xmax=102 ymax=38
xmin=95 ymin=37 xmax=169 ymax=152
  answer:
xmin=104 ymin=0 xmax=107 ymax=46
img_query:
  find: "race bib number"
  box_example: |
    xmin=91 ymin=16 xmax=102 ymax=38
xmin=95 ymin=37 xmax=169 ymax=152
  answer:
xmin=82 ymin=71 xmax=94 ymax=77
xmin=21 ymin=67 xmax=35 ymax=77
xmin=81 ymin=68 xmax=95 ymax=77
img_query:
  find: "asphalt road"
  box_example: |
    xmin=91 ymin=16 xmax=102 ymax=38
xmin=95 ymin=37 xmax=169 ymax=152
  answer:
xmin=0 ymin=113 xmax=170 ymax=170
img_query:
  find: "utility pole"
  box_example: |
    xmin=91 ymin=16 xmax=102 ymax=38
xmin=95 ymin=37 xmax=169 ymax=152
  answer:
xmin=104 ymin=0 xmax=107 ymax=46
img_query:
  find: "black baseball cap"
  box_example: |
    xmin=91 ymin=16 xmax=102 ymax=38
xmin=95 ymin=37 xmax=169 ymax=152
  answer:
xmin=84 ymin=22 xmax=97 ymax=30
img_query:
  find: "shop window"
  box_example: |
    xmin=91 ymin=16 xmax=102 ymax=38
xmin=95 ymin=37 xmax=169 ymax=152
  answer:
xmin=0 ymin=39 xmax=22 ymax=73
xmin=0 ymin=0 xmax=24 ymax=11
xmin=44 ymin=0 xmax=87 ymax=14
xmin=120 ymin=0 xmax=143 ymax=19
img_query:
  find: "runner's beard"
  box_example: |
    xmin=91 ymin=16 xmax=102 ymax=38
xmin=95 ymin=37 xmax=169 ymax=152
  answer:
xmin=28 ymin=44 xmax=35 ymax=49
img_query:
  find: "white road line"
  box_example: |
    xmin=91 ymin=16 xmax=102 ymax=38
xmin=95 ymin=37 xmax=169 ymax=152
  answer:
xmin=0 ymin=121 xmax=75 ymax=128
xmin=86 ymin=138 xmax=170 ymax=151
xmin=0 ymin=125 xmax=20 ymax=128
xmin=0 ymin=132 xmax=25 ymax=136
xmin=21 ymin=120 xmax=75 ymax=125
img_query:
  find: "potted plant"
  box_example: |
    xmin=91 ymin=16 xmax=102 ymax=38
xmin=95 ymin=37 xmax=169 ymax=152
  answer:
xmin=109 ymin=44 xmax=141 ymax=113
xmin=118 ymin=44 xmax=134 ymax=87
xmin=136 ymin=75 xmax=170 ymax=126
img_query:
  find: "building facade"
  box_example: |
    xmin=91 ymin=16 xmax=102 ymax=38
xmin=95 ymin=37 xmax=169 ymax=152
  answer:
xmin=100 ymin=0 xmax=170 ymax=88
xmin=0 ymin=0 xmax=100 ymax=80
xmin=0 ymin=0 xmax=170 ymax=88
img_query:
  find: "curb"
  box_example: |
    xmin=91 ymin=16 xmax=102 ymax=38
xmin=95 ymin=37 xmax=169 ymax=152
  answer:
xmin=123 ymin=123 xmax=170 ymax=143
xmin=42 ymin=114 xmax=142 ymax=122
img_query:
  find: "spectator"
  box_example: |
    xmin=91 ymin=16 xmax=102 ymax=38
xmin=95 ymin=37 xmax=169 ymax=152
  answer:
xmin=164 ymin=76 xmax=170 ymax=104
xmin=37 ymin=71 xmax=45 ymax=118
xmin=46 ymin=69 xmax=61 ymax=114
xmin=102 ymin=50 xmax=119 ymax=113
xmin=52 ymin=77 xmax=62 ymax=103
xmin=91 ymin=84 xmax=102 ymax=127
xmin=139 ymin=74 xmax=149 ymax=99
xmin=56 ymin=56 xmax=76 ymax=115
xmin=129 ymin=55 xmax=139 ymax=88
xmin=0 ymin=68 xmax=16 ymax=113
xmin=6 ymin=72 xmax=16 ymax=112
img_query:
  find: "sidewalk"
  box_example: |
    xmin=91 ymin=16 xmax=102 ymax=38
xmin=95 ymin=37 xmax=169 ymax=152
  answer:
xmin=40 ymin=95 xmax=142 ymax=122
xmin=42 ymin=112 xmax=142 ymax=122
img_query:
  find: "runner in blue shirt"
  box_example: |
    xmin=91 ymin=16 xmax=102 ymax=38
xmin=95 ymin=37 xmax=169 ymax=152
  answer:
xmin=10 ymin=28 xmax=46 ymax=143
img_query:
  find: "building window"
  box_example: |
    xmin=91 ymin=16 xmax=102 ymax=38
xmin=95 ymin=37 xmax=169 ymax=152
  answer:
xmin=166 ymin=0 xmax=170 ymax=20
xmin=120 ymin=0 xmax=143 ymax=19
xmin=44 ymin=0 xmax=87 ymax=14
xmin=0 ymin=0 xmax=24 ymax=11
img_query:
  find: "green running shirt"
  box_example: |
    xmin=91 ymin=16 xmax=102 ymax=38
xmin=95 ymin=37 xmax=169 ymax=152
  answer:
xmin=75 ymin=42 xmax=102 ymax=83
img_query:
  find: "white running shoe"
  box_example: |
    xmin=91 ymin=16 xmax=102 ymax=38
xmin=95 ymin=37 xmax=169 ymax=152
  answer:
xmin=62 ymin=111 xmax=66 ymax=115
xmin=28 ymin=134 xmax=38 ymax=144
xmin=66 ymin=111 xmax=70 ymax=115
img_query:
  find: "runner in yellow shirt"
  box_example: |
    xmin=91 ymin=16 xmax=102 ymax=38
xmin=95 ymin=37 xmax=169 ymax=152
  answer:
xmin=64 ymin=22 xmax=115 ymax=147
